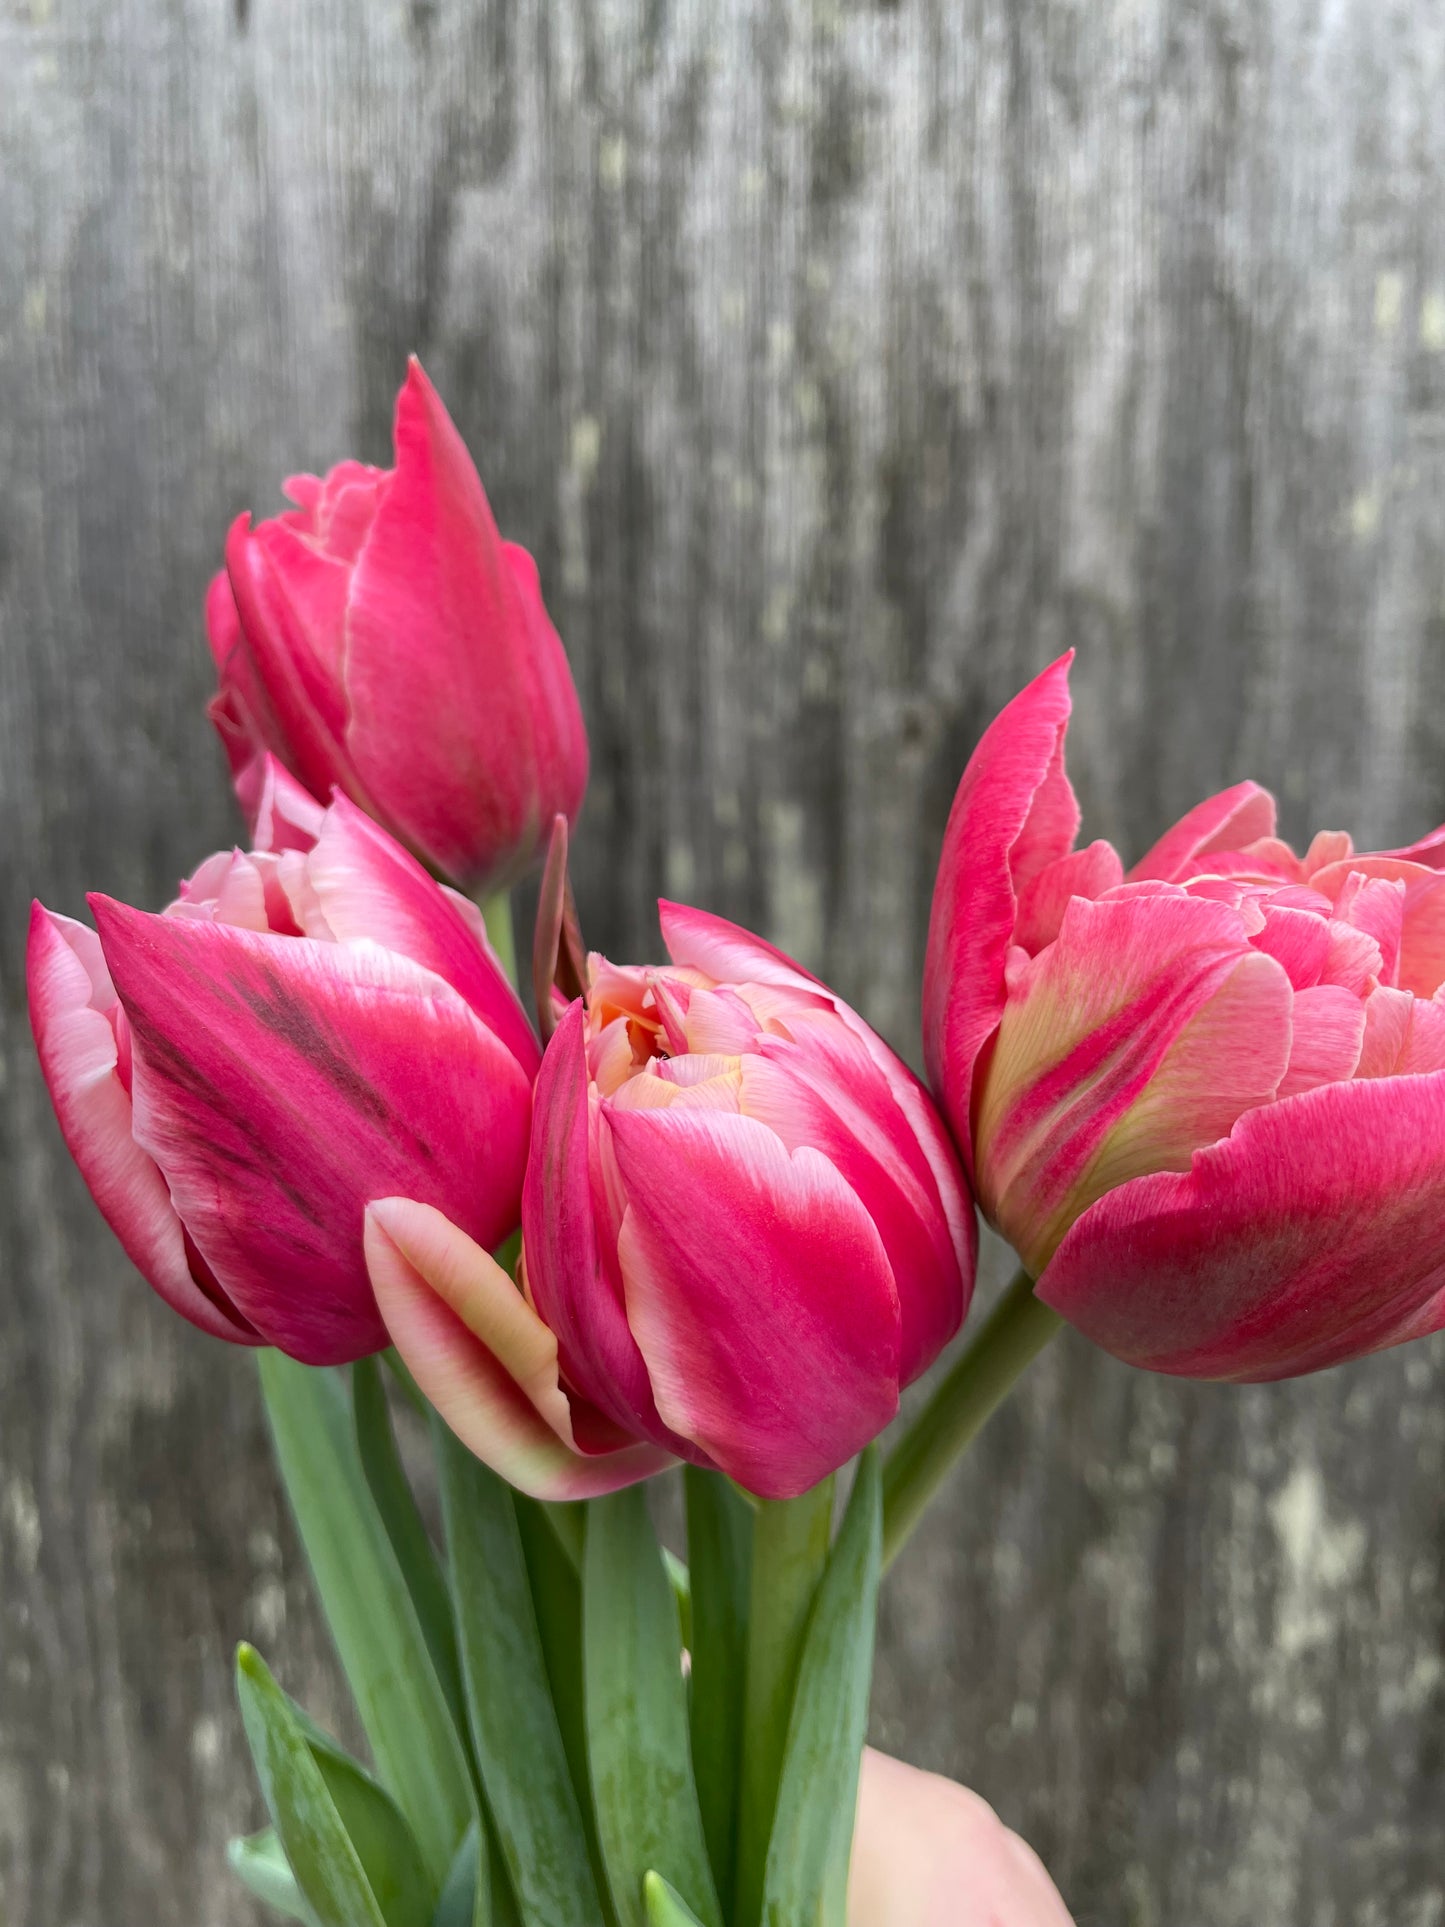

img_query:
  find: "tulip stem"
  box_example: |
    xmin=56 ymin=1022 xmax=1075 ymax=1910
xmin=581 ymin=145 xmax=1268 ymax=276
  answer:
xmin=881 ymin=1267 xmax=1062 ymax=1571
xmin=734 ymin=1476 xmax=835 ymax=1927
xmin=479 ymin=889 xmax=518 ymax=985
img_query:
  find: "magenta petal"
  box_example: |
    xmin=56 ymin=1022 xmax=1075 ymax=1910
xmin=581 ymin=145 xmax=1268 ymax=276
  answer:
xmin=27 ymin=904 xmax=258 ymax=1344
xmin=304 ymin=795 xmax=541 ymax=1078
xmin=1013 ymin=840 xmax=1125 ymax=955
xmin=658 ymin=899 xmax=828 ymax=993
xmin=742 ymin=1038 xmax=966 ymax=1386
xmin=225 ymin=514 xmax=353 ymax=801
xmin=608 ymin=1105 xmax=900 ymax=1498
xmin=240 ymin=754 xmax=327 ymax=855
xmin=92 ymin=898 xmax=532 ymax=1365
xmin=342 ymin=360 xmax=587 ymax=889
xmin=1128 ymin=782 xmax=1278 ymax=883
xmin=1037 ymin=1073 xmax=1445 ymax=1380
xmin=522 ymin=1001 xmax=679 ymax=1445
xmin=922 ymin=656 xmax=1076 ymax=1178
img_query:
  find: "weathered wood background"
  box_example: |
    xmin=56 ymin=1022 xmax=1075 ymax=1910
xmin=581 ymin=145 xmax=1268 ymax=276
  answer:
xmin=4 ymin=2 xmax=1445 ymax=1921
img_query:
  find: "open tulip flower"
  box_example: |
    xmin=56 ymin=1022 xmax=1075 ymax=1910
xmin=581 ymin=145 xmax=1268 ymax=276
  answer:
xmin=209 ymin=358 xmax=589 ymax=892
xmin=28 ymin=761 xmax=539 ymax=1365
xmin=924 ymin=654 xmax=1445 ymax=1381
xmin=368 ymin=902 xmax=976 ymax=1501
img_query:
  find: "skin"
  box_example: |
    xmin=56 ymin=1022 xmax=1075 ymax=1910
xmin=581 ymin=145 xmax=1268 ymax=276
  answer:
xmin=849 ymin=1749 xmax=1074 ymax=1927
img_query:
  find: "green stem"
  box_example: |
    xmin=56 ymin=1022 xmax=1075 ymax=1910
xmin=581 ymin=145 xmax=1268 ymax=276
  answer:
xmin=733 ymin=1476 xmax=835 ymax=1927
xmin=881 ymin=1267 xmax=1062 ymax=1571
xmin=480 ymin=889 xmax=518 ymax=985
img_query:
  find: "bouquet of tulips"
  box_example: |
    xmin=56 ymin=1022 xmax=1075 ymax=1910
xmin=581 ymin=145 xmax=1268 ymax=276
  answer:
xmin=30 ymin=361 xmax=1445 ymax=1927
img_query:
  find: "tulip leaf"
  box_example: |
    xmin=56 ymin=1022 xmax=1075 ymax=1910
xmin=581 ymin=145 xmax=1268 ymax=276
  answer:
xmin=351 ymin=1355 xmax=470 ymax=1746
xmin=435 ymin=1423 xmax=605 ymax=1927
xmin=643 ymin=1871 xmax=709 ymax=1927
xmin=257 ymin=1351 xmax=474 ymax=1886
xmin=760 ymin=1450 xmax=882 ymax=1927
xmin=433 ymin=1822 xmax=489 ymax=1927
xmin=583 ymin=1487 xmax=723 ymax=1927
xmin=683 ymin=1467 xmax=752 ymax=1918
xmin=227 ymin=1828 xmax=314 ymax=1923
xmin=236 ymin=1644 xmax=388 ymax=1927
xmin=513 ymin=1494 xmax=618 ymax=1926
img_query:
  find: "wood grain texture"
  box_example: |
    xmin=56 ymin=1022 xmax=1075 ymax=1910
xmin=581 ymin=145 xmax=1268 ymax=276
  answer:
xmin=4 ymin=2 xmax=1445 ymax=1921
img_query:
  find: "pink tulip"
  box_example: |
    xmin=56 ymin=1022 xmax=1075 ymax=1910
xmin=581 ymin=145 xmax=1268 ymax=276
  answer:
xmin=924 ymin=654 xmax=1445 ymax=1380
xmin=29 ymin=761 xmax=539 ymax=1364
xmin=209 ymin=360 xmax=589 ymax=892
xmin=368 ymin=904 xmax=975 ymax=1500
xmin=848 ymin=1750 xmax=1074 ymax=1927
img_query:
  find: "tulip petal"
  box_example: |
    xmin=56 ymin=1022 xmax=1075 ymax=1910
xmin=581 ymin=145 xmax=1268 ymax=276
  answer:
xmin=93 ymin=899 xmax=532 ymax=1365
xmin=1277 ymin=984 xmax=1366 ymax=1099
xmin=977 ymin=893 xmax=1292 ymax=1273
xmin=1013 ymin=840 xmax=1124 ymax=955
xmin=303 ymin=795 xmax=541 ymax=1078
xmin=741 ymin=1038 xmax=966 ymax=1385
xmin=922 ymin=655 xmax=1076 ymax=1177
xmin=224 ymin=513 xmax=356 ymax=802
xmin=522 ymin=1001 xmax=681 ymax=1447
xmin=366 ymin=1200 xmax=668 ymax=1499
xmin=238 ymin=753 xmax=327 ymax=855
xmin=1038 ymin=1072 xmax=1445 ymax=1379
xmin=342 ymin=360 xmax=588 ymax=889
xmin=1311 ymin=857 xmax=1445 ymax=998
xmin=609 ymin=1105 xmax=900 ymax=1498
xmin=1128 ymin=781 xmax=1278 ymax=883
xmin=1356 ymin=986 xmax=1445 ymax=1078
xmin=657 ymin=898 xmax=828 ymax=995
xmin=27 ymin=904 xmax=258 ymax=1344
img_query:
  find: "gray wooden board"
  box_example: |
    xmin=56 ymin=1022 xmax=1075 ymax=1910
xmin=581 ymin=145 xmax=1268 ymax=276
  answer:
xmin=3 ymin=2 xmax=1445 ymax=1921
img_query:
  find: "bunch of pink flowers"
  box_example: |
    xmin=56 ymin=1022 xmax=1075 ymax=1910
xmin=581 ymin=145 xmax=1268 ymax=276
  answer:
xmin=30 ymin=361 xmax=1445 ymax=1927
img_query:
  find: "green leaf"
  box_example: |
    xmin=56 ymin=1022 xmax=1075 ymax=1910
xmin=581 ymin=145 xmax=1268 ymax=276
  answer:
xmin=236 ymin=1644 xmax=387 ymax=1927
xmin=513 ymin=1494 xmax=617 ymax=1926
xmin=734 ymin=1476 xmax=835 ymax=1927
xmin=435 ymin=1423 xmax=604 ymax=1927
xmin=644 ymin=1871 xmax=709 ymax=1927
xmin=257 ymin=1351 xmax=474 ymax=1884
xmin=583 ymin=1488 xmax=722 ymax=1927
xmin=433 ymin=1823 xmax=489 ymax=1927
xmin=760 ymin=1450 xmax=882 ymax=1927
xmin=280 ymin=1697 xmax=435 ymax=1927
xmin=683 ymin=1468 xmax=752 ymax=1918
xmin=227 ymin=1829 xmax=314 ymax=1923
xmin=351 ymin=1356 xmax=470 ymax=1742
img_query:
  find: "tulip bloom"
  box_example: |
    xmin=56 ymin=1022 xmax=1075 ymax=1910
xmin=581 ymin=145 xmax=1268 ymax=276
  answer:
xmin=368 ymin=904 xmax=975 ymax=1500
xmin=29 ymin=762 xmax=539 ymax=1364
xmin=209 ymin=360 xmax=588 ymax=892
xmin=924 ymin=654 xmax=1445 ymax=1380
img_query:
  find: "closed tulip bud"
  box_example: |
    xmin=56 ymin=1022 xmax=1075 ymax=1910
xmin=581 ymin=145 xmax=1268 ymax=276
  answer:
xmin=28 ymin=761 xmax=539 ymax=1364
xmin=924 ymin=654 xmax=1445 ymax=1381
xmin=367 ymin=904 xmax=976 ymax=1500
xmin=209 ymin=359 xmax=588 ymax=892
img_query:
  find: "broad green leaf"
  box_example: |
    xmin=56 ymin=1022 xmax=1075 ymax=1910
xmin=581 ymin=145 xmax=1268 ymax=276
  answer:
xmin=644 ymin=1871 xmax=709 ymax=1927
xmin=734 ymin=1476 xmax=835 ymax=1927
xmin=351 ymin=1356 xmax=469 ymax=1742
xmin=683 ymin=1467 xmax=752 ymax=1917
xmin=227 ymin=1828 xmax=313 ymax=1923
xmin=542 ymin=1497 xmax=586 ymax=1569
xmin=435 ymin=1424 xmax=604 ymax=1926
xmin=236 ymin=1644 xmax=387 ymax=1927
xmin=662 ymin=1549 xmax=693 ymax=1653
xmin=513 ymin=1493 xmax=617 ymax=1927
xmin=583 ymin=1488 xmax=722 ymax=1927
xmin=257 ymin=1351 xmax=473 ymax=1884
xmin=274 ymin=1691 xmax=435 ymax=1927
xmin=433 ymin=1822 xmax=489 ymax=1927
xmin=760 ymin=1451 xmax=882 ymax=1927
